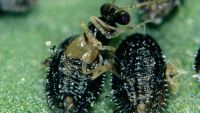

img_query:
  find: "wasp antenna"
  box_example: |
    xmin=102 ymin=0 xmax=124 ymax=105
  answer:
xmin=80 ymin=21 xmax=90 ymax=35
xmin=119 ymin=19 xmax=152 ymax=32
xmin=80 ymin=21 xmax=95 ymax=42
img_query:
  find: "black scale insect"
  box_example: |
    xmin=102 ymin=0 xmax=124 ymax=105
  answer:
xmin=194 ymin=47 xmax=200 ymax=73
xmin=0 ymin=0 xmax=37 ymax=13
xmin=193 ymin=47 xmax=200 ymax=82
xmin=112 ymin=33 xmax=169 ymax=113
xmin=45 ymin=36 xmax=105 ymax=113
xmin=45 ymin=0 xmax=167 ymax=112
xmin=137 ymin=0 xmax=181 ymax=24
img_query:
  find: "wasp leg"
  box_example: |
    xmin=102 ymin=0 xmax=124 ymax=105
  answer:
xmin=91 ymin=63 xmax=113 ymax=80
xmin=80 ymin=21 xmax=117 ymax=52
xmin=99 ymin=46 xmax=116 ymax=52
xmin=89 ymin=16 xmax=152 ymax=39
xmin=97 ymin=53 xmax=103 ymax=67
xmin=108 ymin=19 xmax=152 ymax=38
xmin=80 ymin=21 xmax=100 ymax=45
xmin=91 ymin=61 xmax=125 ymax=80
xmin=89 ymin=16 xmax=118 ymax=39
xmin=82 ymin=62 xmax=111 ymax=80
xmin=82 ymin=62 xmax=93 ymax=75
xmin=81 ymin=21 xmax=108 ymax=49
xmin=82 ymin=53 xmax=103 ymax=75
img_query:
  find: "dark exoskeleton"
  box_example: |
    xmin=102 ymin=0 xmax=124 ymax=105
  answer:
xmin=194 ymin=47 xmax=200 ymax=73
xmin=45 ymin=36 xmax=104 ymax=113
xmin=112 ymin=33 xmax=169 ymax=113
xmin=0 ymin=0 xmax=37 ymax=13
xmin=193 ymin=47 xmax=200 ymax=82
xmin=137 ymin=0 xmax=181 ymax=24
xmin=45 ymin=3 xmax=131 ymax=113
xmin=45 ymin=1 xmax=164 ymax=112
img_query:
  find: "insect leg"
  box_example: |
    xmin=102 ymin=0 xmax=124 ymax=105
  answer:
xmin=91 ymin=63 xmax=113 ymax=80
xmin=89 ymin=16 xmax=118 ymax=39
xmin=90 ymin=16 xmax=152 ymax=39
xmin=81 ymin=53 xmax=103 ymax=75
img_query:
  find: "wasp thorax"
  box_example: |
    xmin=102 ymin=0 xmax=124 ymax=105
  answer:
xmin=100 ymin=3 xmax=117 ymax=20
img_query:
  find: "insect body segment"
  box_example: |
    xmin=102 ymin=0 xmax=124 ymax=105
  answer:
xmin=112 ymin=33 xmax=169 ymax=113
xmin=100 ymin=3 xmax=130 ymax=25
xmin=65 ymin=35 xmax=99 ymax=64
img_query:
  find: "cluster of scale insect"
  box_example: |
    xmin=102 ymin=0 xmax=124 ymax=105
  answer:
xmin=45 ymin=0 xmax=179 ymax=112
xmin=112 ymin=33 xmax=169 ymax=113
xmin=0 ymin=0 xmax=37 ymax=13
xmin=137 ymin=0 xmax=180 ymax=24
xmin=45 ymin=2 xmax=133 ymax=112
xmin=45 ymin=36 xmax=104 ymax=113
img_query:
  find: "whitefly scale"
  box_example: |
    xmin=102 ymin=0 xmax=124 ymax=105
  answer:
xmin=193 ymin=47 xmax=200 ymax=82
xmin=112 ymin=33 xmax=169 ymax=113
xmin=137 ymin=0 xmax=181 ymax=24
xmin=0 ymin=0 xmax=37 ymax=13
xmin=45 ymin=36 xmax=105 ymax=113
xmin=194 ymin=47 xmax=200 ymax=73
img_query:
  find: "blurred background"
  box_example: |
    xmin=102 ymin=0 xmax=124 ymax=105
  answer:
xmin=0 ymin=0 xmax=199 ymax=112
